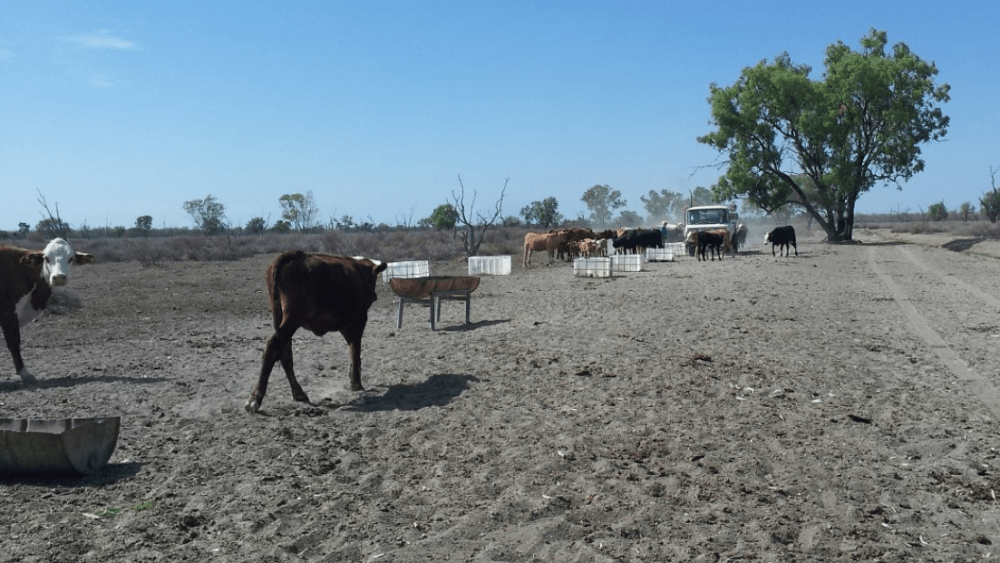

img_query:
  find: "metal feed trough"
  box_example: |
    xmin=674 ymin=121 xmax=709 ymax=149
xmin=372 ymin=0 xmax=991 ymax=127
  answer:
xmin=0 ymin=417 xmax=120 ymax=475
xmin=390 ymin=276 xmax=481 ymax=330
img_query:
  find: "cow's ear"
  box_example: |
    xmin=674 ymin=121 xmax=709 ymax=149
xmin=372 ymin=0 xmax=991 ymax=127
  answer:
xmin=21 ymin=252 xmax=44 ymax=266
xmin=73 ymin=252 xmax=95 ymax=265
xmin=373 ymin=261 xmax=388 ymax=275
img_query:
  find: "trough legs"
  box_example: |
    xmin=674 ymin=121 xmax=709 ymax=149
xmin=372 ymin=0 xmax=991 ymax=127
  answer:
xmin=396 ymin=291 xmax=473 ymax=330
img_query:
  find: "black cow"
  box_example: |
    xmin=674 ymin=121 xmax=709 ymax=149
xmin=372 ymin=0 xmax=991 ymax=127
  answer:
xmin=612 ymin=228 xmax=662 ymax=255
xmin=765 ymin=226 xmax=798 ymax=257
xmin=245 ymin=251 xmax=388 ymax=414
xmin=696 ymin=230 xmax=727 ymax=261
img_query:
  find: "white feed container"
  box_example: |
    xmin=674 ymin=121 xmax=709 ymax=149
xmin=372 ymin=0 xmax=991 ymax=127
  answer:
xmin=468 ymin=255 xmax=511 ymax=276
xmin=574 ymin=257 xmax=612 ymax=278
xmin=383 ymin=260 xmax=430 ymax=282
xmin=612 ymin=254 xmax=644 ymax=272
xmin=646 ymin=248 xmax=675 ymax=262
xmin=665 ymin=242 xmax=687 ymax=255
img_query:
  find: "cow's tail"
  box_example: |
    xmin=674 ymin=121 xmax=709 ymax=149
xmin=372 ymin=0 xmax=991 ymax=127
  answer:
xmin=267 ymin=251 xmax=306 ymax=330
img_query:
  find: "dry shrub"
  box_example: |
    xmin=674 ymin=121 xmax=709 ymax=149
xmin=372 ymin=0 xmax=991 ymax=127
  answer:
xmin=323 ymin=229 xmax=462 ymax=262
xmin=69 ymin=227 xmax=535 ymax=266
xmin=965 ymin=222 xmax=1000 ymax=240
xmin=892 ymin=222 xmax=946 ymax=235
xmin=477 ymin=226 xmax=530 ymax=256
xmin=888 ymin=221 xmax=1000 ymax=240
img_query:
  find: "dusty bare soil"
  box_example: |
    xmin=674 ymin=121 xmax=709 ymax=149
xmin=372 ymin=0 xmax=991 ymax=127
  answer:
xmin=2 ymin=228 xmax=1000 ymax=562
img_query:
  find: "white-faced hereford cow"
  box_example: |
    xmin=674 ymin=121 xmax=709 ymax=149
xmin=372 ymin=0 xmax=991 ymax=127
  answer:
xmin=0 ymin=238 xmax=94 ymax=382
xmin=765 ymin=225 xmax=798 ymax=257
xmin=245 ymin=251 xmax=387 ymax=414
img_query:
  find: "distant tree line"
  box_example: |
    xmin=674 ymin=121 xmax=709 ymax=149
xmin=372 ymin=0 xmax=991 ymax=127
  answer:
xmin=7 ymin=163 xmax=1000 ymax=243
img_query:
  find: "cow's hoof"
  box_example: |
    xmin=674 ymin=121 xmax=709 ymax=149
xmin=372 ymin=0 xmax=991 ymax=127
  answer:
xmin=17 ymin=369 xmax=38 ymax=385
xmin=245 ymin=399 xmax=260 ymax=414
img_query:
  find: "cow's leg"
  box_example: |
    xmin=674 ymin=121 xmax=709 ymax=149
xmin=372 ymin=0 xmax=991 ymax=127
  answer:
xmin=0 ymin=311 xmax=35 ymax=383
xmin=246 ymin=329 xmax=309 ymax=414
xmin=275 ymin=329 xmax=310 ymax=403
xmin=341 ymin=325 xmax=366 ymax=391
xmin=246 ymin=332 xmax=280 ymax=413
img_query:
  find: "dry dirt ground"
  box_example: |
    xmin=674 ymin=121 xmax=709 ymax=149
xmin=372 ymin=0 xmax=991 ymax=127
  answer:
xmin=2 ymin=227 xmax=1000 ymax=562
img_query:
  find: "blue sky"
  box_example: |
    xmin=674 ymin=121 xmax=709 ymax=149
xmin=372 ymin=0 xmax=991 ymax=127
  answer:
xmin=1 ymin=1 xmax=996 ymax=231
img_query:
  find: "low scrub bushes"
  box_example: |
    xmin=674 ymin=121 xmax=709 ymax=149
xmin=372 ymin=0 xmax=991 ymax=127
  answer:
xmin=66 ymin=227 xmax=533 ymax=266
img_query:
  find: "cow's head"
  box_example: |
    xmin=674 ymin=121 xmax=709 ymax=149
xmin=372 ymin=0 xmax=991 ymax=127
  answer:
xmin=351 ymin=256 xmax=388 ymax=302
xmin=22 ymin=238 xmax=95 ymax=287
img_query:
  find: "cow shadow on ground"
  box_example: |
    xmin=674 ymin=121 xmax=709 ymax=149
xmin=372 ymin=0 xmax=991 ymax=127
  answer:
xmin=0 ymin=461 xmax=144 ymax=488
xmin=323 ymin=373 xmax=478 ymax=412
xmin=436 ymin=319 xmax=510 ymax=332
xmin=0 ymin=375 xmax=169 ymax=394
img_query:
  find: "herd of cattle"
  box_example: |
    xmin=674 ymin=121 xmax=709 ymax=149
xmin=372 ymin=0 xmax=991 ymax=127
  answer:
xmin=523 ymin=225 xmax=685 ymax=267
xmin=523 ymin=222 xmax=782 ymax=266
xmin=1 ymin=225 xmax=797 ymax=411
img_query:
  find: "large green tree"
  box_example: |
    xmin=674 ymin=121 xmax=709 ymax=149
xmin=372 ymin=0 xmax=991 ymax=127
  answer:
xmin=639 ymin=189 xmax=684 ymax=222
xmin=279 ymin=192 xmax=320 ymax=231
xmin=520 ymin=197 xmax=563 ymax=228
xmin=698 ymin=29 xmax=950 ymax=241
xmin=183 ymin=195 xmax=227 ymax=235
xmin=581 ymin=184 xmax=625 ymax=228
xmin=422 ymin=203 xmax=459 ymax=230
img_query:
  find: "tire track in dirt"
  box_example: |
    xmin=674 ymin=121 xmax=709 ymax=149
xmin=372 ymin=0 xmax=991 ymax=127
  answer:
xmin=868 ymin=246 xmax=1000 ymax=420
xmin=898 ymin=245 xmax=1000 ymax=310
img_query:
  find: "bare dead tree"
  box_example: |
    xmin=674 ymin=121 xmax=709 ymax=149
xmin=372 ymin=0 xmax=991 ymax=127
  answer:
xmin=36 ymin=188 xmax=70 ymax=239
xmin=451 ymin=175 xmax=507 ymax=258
xmin=983 ymin=166 xmax=1000 ymax=223
xmin=394 ymin=203 xmax=418 ymax=231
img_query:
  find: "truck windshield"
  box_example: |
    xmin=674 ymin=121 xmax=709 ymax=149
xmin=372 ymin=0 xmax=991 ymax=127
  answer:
xmin=688 ymin=210 xmax=728 ymax=224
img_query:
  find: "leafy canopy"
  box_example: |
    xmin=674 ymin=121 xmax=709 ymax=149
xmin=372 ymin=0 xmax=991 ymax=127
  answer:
xmin=279 ymin=192 xmax=320 ymax=231
xmin=698 ymin=29 xmax=949 ymax=241
xmin=422 ymin=203 xmax=459 ymax=230
xmin=520 ymin=197 xmax=563 ymax=228
xmin=183 ymin=195 xmax=227 ymax=235
xmin=581 ymin=184 xmax=625 ymax=228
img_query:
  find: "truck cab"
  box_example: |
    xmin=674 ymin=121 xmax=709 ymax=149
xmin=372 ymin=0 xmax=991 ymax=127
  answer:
xmin=683 ymin=204 xmax=740 ymax=255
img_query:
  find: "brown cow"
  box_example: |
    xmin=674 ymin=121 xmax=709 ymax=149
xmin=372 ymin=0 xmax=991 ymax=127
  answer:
xmin=523 ymin=231 xmax=567 ymax=267
xmin=245 ymin=251 xmax=388 ymax=414
xmin=0 ymin=238 xmax=94 ymax=382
